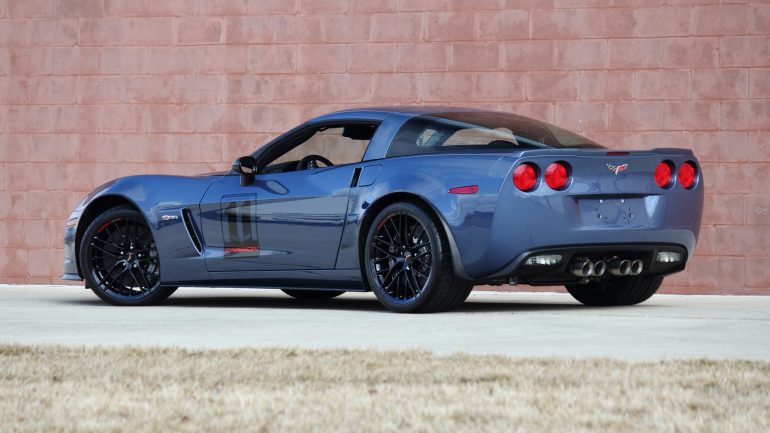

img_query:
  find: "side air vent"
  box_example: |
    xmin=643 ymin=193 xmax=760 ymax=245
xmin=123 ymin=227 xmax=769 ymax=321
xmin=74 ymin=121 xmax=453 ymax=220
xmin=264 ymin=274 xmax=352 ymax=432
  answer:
xmin=182 ymin=208 xmax=203 ymax=254
xmin=350 ymin=167 xmax=362 ymax=187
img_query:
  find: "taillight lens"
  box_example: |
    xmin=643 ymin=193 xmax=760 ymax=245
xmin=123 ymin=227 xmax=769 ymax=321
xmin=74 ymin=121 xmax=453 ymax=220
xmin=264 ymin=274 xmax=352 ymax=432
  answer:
xmin=545 ymin=162 xmax=569 ymax=190
xmin=513 ymin=163 xmax=537 ymax=192
xmin=678 ymin=161 xmax=697 ymax=189
xmin=654 ymin=161 xmax=673 ymax=188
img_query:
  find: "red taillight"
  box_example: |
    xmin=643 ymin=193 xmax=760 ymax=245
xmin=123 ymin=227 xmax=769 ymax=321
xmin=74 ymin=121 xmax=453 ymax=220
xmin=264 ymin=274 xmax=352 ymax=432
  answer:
xmin=678 ymin=161 xmax=697 ymax=189
xmin=544 ymin=162 xmax=569 ymax=190
xmin=513 ymin=163 xmax=537 ymax=192
xmin=654 ymin=161 xmax=673 ymax=188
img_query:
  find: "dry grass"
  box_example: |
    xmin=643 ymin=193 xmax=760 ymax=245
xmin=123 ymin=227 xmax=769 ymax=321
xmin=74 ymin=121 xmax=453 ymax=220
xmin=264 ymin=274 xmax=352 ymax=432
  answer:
xmin=1 ymin=345 xmax=768 ymax=433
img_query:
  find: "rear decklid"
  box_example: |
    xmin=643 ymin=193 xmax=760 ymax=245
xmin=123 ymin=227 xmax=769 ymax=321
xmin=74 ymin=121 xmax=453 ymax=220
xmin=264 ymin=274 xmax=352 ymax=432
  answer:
xmin=505 ymin=147 xmax=702 ymax=229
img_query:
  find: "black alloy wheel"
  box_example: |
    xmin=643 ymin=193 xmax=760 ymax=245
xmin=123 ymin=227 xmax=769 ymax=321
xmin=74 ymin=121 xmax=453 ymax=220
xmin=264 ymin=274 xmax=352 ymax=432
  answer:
xmin=370 ymin=211 xmax=433 ymax=302
xmin=364 ymin=202 xmax=473 ymax=313
xmin=80 ymin=207 xmax=177 ymax=306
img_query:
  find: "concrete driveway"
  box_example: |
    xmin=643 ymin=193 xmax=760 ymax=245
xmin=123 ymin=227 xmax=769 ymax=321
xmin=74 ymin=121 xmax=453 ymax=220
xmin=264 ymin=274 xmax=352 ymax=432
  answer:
xmin=1 ymin=285 xmax=768 ymax=360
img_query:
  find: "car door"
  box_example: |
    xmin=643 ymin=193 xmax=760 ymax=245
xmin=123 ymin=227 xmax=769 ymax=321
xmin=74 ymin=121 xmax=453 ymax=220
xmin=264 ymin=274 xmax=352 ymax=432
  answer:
xmin=200 ymin=122 xmax=377 ymax=272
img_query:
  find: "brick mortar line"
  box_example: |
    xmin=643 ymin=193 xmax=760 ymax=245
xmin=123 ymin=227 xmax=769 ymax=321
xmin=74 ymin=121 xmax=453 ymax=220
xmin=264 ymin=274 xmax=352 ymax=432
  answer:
xmin=5 ymin=98 xmax=770 ymax=105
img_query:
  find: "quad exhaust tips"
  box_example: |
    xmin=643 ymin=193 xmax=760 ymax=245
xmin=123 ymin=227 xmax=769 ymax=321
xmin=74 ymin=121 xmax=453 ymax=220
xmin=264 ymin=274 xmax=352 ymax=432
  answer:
xmin=609 ymin=259 xmax=644 ymax=276
xmin=609 ymin=260 xmax=632 ymax=276
xmin=571 ymin=259 xmax=642 ymax=277
xmin=592 ymin=260 xmax=607 ymax=277
xmin=571 ymin=259 xmax=594 ymax=277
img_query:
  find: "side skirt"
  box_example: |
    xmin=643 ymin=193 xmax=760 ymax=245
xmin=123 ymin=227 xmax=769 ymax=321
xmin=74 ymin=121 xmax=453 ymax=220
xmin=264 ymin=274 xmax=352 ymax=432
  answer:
xmin=164 ymin=268 xmax=365 ymax=290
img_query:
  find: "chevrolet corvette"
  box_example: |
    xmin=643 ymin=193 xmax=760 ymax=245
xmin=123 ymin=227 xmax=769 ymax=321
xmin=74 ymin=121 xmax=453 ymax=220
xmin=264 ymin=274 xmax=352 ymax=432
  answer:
xmin=62 ymin=107 xmax=703 ymax=313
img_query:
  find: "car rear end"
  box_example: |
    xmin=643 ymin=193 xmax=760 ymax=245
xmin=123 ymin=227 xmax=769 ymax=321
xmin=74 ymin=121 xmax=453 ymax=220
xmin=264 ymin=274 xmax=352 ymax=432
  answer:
xmin=468 ymin=147 xmax=703 ymax=286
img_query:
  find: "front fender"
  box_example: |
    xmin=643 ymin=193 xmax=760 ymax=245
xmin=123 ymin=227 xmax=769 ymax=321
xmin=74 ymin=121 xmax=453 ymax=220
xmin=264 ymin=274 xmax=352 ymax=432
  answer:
xmin=66 ymin=175 xmax=218 ymax=283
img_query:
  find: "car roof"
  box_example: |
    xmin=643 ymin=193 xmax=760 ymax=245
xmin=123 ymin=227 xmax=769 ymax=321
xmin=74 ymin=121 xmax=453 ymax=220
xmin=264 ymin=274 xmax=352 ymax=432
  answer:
xmin=308 ymin=106 xmax=489 ymax=123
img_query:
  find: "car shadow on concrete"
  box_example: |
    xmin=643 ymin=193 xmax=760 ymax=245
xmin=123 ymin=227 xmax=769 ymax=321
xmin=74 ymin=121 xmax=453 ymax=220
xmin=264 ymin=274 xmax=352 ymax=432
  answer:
xmin=162 ymin=295 xmax=387 ymax=312
xmin=61 ymin=292 xmax=591 ymax=313
xmin=166 ymin=296 xmax=587 ymax=313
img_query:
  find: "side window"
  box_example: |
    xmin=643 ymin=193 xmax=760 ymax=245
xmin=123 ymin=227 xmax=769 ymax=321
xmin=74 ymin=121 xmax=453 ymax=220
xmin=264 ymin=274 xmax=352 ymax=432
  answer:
xmin=415 ymin=126 xmax=512 ymax=148
xmin=270 ymin=123 xmax=378 ymax=167
xmin=388 ymin=117 xmax=520 ymax=157
xmin=416 ymin=128 xmax=439 ymax=147
xmin=441 ymin=127 xmax=518 ymax=147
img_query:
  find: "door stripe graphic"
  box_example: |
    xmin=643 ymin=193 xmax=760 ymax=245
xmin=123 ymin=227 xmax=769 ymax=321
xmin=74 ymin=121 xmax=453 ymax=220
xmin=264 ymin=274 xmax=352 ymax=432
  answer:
xmin=221 ymin=197 xmax=260 ymax=257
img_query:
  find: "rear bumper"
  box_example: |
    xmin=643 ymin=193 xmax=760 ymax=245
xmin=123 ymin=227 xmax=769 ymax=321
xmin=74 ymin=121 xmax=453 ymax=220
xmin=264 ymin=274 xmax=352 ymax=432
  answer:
xmin=480 ymin=243 xmax=688 ymax=285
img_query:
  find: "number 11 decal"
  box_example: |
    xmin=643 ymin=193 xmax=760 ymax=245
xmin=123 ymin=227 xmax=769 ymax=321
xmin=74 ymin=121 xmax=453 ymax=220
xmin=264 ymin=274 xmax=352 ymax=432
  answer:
xmin=221 ymin=196 xmax=260 ymax=258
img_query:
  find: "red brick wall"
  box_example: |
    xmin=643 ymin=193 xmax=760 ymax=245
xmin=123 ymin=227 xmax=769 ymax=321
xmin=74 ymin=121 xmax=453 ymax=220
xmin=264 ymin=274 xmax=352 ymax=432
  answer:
xmin=1 ymin=0 xmax=768 ymax=294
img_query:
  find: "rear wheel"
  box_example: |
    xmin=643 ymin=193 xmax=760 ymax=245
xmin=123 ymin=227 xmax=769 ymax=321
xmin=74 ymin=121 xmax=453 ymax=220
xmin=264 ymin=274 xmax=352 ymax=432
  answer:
xmin=79 ymin=207 xmax=177 ymax=306
xmin=281 ymin=289 xmax=345 ymax=300
xmin=363 ymin=202 xmax=472 ymax=313
xmin=565 ymin=276 xmax=663 ymax=306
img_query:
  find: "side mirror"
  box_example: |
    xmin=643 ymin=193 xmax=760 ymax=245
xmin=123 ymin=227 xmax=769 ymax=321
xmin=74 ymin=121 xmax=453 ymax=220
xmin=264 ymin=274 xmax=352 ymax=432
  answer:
xmin=232 ymin=156 xmax=258 ymax=186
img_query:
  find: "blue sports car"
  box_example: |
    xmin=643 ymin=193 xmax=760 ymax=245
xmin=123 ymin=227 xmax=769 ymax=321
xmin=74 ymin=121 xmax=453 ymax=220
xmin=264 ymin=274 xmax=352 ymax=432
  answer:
xmin=62 ymin=107 xmax=703 ymax=313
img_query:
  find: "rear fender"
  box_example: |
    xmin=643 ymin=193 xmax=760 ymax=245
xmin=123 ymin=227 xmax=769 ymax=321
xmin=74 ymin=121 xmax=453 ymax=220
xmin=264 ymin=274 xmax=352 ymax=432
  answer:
xmin=337 ymin=154 xmax=511 ymax=279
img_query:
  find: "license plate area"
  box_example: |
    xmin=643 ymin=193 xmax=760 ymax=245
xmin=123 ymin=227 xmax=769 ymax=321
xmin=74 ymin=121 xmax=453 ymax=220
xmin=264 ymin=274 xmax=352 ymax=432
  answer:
xmin=578 ymin=197 xmax=648 ymax=226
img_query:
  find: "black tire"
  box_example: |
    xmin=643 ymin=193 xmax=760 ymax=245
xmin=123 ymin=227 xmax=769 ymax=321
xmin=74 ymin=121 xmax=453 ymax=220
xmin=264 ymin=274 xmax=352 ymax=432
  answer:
xmin=363 ymin=202 xmax=472 ymax=313
xmin=457 ymin=285 xmax=474 ymax=304
xmin=79 ymin=206 xmax=177 ymax=306
xmin=281 ymin=289 xmax=345 ymax=300
xmin=565 ymin=276 xmax=663 ymax=306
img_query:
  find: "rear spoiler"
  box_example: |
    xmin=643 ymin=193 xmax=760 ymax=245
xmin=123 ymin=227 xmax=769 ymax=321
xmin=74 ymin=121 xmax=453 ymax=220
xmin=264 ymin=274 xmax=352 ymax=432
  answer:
xmin=515 ymin=147 xmax=695 ymax=158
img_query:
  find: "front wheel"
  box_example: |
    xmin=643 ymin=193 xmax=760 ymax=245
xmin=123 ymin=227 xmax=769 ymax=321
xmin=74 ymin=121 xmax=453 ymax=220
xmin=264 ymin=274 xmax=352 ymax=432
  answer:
xmin=79 ymin=206 xmax=177 ymax=306
xmin=363 ymin=202 xmax=472 ymax=313
xmin=565 ymin=276 xmax=663 ymax=306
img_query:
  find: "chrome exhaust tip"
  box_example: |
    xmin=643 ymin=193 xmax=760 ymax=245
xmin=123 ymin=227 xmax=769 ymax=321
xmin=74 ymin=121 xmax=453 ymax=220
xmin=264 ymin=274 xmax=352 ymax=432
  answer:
xmin=571 ymin=259 xmax=594 ymax=277
xmin=593 ymin=260 xmax=607 ymax=277
xmin=630 ymin=259 xmax=643 ymax=276
xmin=609 ymin=260 xmax=632 ymax=276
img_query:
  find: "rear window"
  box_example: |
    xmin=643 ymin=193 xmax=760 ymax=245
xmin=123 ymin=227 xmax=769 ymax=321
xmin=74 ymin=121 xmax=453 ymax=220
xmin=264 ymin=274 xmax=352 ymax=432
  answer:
xmin=387 ymin=111 xmax=603 ymax=157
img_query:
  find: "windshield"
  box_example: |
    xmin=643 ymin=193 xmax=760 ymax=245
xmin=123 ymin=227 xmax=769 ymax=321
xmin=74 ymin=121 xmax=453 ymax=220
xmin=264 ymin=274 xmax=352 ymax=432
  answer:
xmin=387 ymin=111 xmax=603 ymax=157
